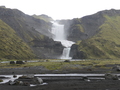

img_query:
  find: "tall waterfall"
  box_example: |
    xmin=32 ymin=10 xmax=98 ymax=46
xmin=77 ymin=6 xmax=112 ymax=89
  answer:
xmin=51 ymin=21 xmax=74 ymax=59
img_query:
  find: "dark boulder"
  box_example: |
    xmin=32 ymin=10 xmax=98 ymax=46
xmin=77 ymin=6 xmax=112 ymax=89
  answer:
xmin=10 ymin=61 xmax=15 ymax=64
xmin=82 ymin=76 xmax=90 ymax=82
xmin=64 ymin=60 xmax=70 ymax=62
xmin=36 ymin=77 xmax=43 ymax=84
xmin=105 ymin=73 xmax=118 ymax=80
xmin=16 ymin=61 xmax=24 ymax=64
xmin=112 ymin=65 xmax=120 ymax=71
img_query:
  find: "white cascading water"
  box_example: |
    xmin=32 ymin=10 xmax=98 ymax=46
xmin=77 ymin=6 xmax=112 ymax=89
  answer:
xmin=51 ymin=21 xmax=74 ymax=59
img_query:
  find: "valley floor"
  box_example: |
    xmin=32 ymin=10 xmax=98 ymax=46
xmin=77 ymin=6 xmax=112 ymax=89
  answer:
xmin=0 ymin=64 xmax=120 ymax=90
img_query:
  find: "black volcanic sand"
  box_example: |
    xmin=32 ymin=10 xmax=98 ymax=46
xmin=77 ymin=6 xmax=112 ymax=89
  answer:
xmin=0 ymin=65 xmax=120 ymax=90
xmin=1 ymin=80 xmax=120 ymax=90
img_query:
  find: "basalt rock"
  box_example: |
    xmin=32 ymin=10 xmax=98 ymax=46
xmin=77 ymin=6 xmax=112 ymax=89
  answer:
xmin=69 ymin=44 xmax=78 ymax=57
xmin=70 ymin=44 xmax=87 ymax=59
xmin=31 ymin=37 xmax=64 ymax=59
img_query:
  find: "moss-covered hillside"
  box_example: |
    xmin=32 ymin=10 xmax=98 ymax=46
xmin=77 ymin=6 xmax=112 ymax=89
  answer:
xmin=77 ymin=15 xmax=120 ymax=59
xmin=0 ymin=7 xmax=64 ymax=59
xmin=0 ymin=19 xmax=35 ymax=59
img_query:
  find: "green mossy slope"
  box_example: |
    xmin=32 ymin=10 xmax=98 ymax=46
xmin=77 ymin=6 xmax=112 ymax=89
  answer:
xmin=77 ymin=15 xmax=120 ymax=59
xmin=0 ymin=19 xmax=35 ymax=59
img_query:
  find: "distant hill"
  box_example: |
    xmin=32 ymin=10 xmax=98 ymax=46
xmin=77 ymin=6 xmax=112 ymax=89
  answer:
xmin=32 ymin=14 xmax=53 ymax=22
xmin=0 ymin=19 xmax=35 ymax=59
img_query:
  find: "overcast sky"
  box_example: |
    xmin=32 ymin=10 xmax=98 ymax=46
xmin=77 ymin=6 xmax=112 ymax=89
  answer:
xmin=0 ymin=0 xmax=120 ymax=20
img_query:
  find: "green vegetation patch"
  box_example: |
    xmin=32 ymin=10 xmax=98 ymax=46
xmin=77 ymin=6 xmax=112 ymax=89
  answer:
xmin=0 ymin=19 xmax=35 ymax=59
xmin=77 ymin=15 xmax=120 ymax=59
xmin=1 ymin=59 xmax=120 ymax=71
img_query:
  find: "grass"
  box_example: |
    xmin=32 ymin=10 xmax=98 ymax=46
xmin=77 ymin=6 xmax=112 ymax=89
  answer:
xmin=0 ymin=19 xmax=35 ymax=59
xmin=1 ymin=59 xmax=120 ymax=70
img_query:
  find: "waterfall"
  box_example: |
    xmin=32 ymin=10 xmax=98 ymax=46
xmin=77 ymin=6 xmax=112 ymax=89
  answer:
xmin=51 ymin=21 xmax=74 ymax=59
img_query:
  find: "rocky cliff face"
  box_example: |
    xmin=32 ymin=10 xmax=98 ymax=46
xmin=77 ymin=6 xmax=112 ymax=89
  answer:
xmin=0 ymin=7 xmax=64 ymax=59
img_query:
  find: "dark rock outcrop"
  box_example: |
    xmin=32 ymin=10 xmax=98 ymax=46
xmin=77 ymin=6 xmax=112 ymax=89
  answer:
xmin=69 ymin=44 xmax=78 ymax=57
xmin=72 ymin=51 xmax=87 ymax=59
xmin=31 ymin=37 xmax=64 ymax=58
xmin=70 ymin=44 xmax=87 ymax=59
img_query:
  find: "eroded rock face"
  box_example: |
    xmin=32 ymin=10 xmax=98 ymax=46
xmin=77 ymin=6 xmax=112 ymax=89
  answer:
xmin=69 ymin=44 xmax=78 ymax=57
xmin=30 ymin=37 xmax=64 ymax=59
xmin=70 ymin=44 xmax=87 ymax=59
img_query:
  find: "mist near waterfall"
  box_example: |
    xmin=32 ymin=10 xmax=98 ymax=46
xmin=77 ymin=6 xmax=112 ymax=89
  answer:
xmin=51 ymin=22 xmax=66 ymax=40
xmin=51 ymin=21 xmax=74 ymax=59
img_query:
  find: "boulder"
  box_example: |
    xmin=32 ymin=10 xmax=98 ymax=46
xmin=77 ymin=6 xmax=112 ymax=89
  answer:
xmin=23 ymin=82 xmax=30 ymax=86
xmin=64 ymin=60 xmax=70 ymax=62
xmin=10 ymin=61 xmax=15 ymax=64
xmin=112 ymin=65 xmax=120 ymax=71
xmin=8 ymin=80 xmax=16 ymax=85
xmin=13 ymin=75 xmax=17 ymax=78
xmin=36 ymin=77 xmax=43 ymax=84
xmin=105 ymin=73 xmax=118 ymax=80
xmin=16 ymin=61 xmax=24 ymax=64
xmin=82 ymin=76 xmax=90 ymax=82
